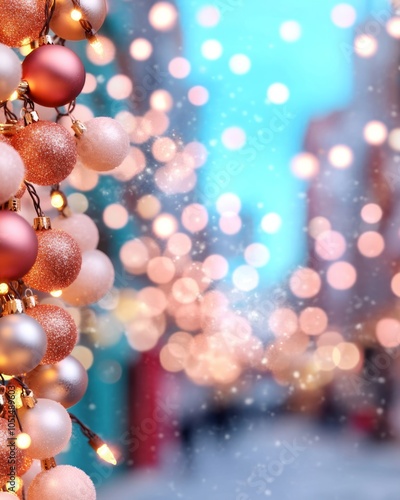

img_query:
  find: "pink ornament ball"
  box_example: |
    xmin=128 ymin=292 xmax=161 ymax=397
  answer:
xmin=0 ymin=142 xmax=25 ymax=204
xmin=50 ymin=0 xmax=107 ymax=41
xmin=52 ymin=213 xmax=100 ymax=252
xmin=0 ymin=211 xmax=38 ymax=280
xmin=18 ymin=398 xmax=72 ymax=460
xmin=61 ymin=249 xmax=115 ymax=306
xmin=22 ymin=44 xmax=86 ymax=107
xmin=77 ymin=117 xmax=130 ymax=171
xmin=28 ymin=465 xmax=96 ymax=500
xmin=0 ymin=493 xmax=21 ymax=499
xmin=0 ymin=43 xmax=22 ymax=101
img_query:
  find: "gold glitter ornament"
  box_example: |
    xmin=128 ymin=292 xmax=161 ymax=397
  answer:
xmin=0 ymin=418 xmax=32 ymax=479
xmin=26 ymin=304 xmax=78 ymax=364
xmin=0 ymin=0 xmax=47 ymax=47
xmin=23 ymin=227 xmax=82 ymax=293
xmin=11 ymin=121 xmax=77 ymax=186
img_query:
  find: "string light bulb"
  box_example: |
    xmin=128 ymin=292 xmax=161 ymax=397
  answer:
xmin=0 ymin=283 xmax=9 ymax=294
xmin=70 ymin=413 xmax=117 ymax=466
xmin=88 ymin=33 xmax=104 ymax=56
xmin=90 ymin=437 xmax=117 ymax=466
xmin=50 ymin=189 xmax=68 ymax=211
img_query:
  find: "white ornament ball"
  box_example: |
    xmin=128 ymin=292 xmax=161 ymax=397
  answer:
xmin=17 ymin=398 xmax=72 ymax=459
xmin=52 ymin=213 xmax=99 ymax=252
xmin=61 ymin=249 xmax=115 ymax=306
xmin=0 ymin=43 xmax=22 ymax=101
xmin=0 ymin=142 xmax=25 ymax=204
xmin=28 ymin=465 xmax=96 ymax=500
xmin=76 ymin=117 xmax=130 ymax=172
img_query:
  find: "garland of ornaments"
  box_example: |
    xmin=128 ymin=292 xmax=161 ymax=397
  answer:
xmin=0 ymin=1 xmax=131 ymax=498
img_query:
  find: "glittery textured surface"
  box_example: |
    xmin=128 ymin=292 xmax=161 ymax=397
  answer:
xmin=24 ymin=355 xmax=88 ymax=408
xmin=77 ymin=117 xmax=130 ymax=171
xmin=0 ymin=418 xmax=32 ymax=479
xmin=11 ymin=121 xmax=77 ymax=186
xmin=0 ymin=0 xmax=47 ymax=47
xmin=26 ymin=305 xmax=78 ymax=364
xmin=23 ymin=229 xmax=82 ymax=293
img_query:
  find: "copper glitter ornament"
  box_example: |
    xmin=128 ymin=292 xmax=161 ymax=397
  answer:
xmin=22 ymin=45 xmax=86 ymax=107
xmin=23 ymin=227 xmax=82 ymax=293
xmin=0 ymin=419 xmax=32 ymax=480
xmin=0 ymin=0 xmax=47 ymax=47
xmin=11 ymin=121 xmax=77 ymax=186
xmin=26 ymin=305 xmax=78 ymax=364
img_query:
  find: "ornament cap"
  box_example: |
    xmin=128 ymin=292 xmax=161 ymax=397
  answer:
xmin=41 ymin=457 xmax=57 ymax=471
xmin=24 ymin=110 xmax=40 ymax=126
xmin=23 ymin=293 xmax=39 ymax=309
xmin=30 ymin=35 xmax=54 ymax=50
xmin=0 ymin=121 xmax=23 ymax=136
xmin=33 ymin=216 xmax=52 ymax=230
xmin=1 ymin=298 xmax=25 ymax=315
xmin=71 ymin=119 xmax=87 ymax=137
xmin=1 ymin=198 xmax=21 ymax=212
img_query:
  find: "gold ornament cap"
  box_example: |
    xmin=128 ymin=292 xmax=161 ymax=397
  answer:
xmin=23 ymin=110 xmax=40 ymax=126
xmin=71 ymin=119 xmax=87 ymax=137
xmin=23 ymin=293 xmax=38 ymax=310
xmin=33 ymin=216 xmax=52 ymax=230
xmin=1 ymin=198 xmax=21 ymax=212
xmin=41 ymin=457 xmax=57 ymax=471
xmin=30 ymin=34 xmax=54 ymax=49
xmin=1 ymin=298 xmax=25 ymax=315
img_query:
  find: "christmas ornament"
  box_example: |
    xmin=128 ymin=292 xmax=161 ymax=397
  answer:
xmin=24 ymin=355 xmax=88 ymax=408
xmin=23 ymin=217 xmax=82 ymax=293
xmin=22 ymin=44 xmax=86 ymax=107
xmin=0 ymin=0 xmax=47 ymax=47
xmin=0 ymin=43 xmax=22 ymax=101
xmin=28 ymin=464 xmax=96 ymax=500
xmin=50 ymin=0 xmax=107 ymax=41
xmin=75 ymin=117 xmax=130 ymax=172
xmin=0 ymin=312 xmax=47 ymax=375
xmin=0 ymin=418 xmax=32 ymax=482
xmin=25 ymin=303 xmax=78 ymax=364
xmin=0 ymin=211 xmax=38 ymax=280
xmin=61 ymin=249 xmax=115 ymax=306
xmin=0 ymin=143 xmax=25 ymax=204
xmin=11 ymin=120 xmax=77 ymax=186
xmin=52 ymin=212 xmax=100 ymax=252
xmin=17 ymin=398 xmax=72 ymax=460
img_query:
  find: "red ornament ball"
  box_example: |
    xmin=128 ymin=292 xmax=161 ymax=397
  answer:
xmin=0 ymin=211 xmax=38 ymax=280
xmin=22 ymin=44 xmax=86 ymax=107
xmin=24 ymin=229 xmax=82 ymax=293
xmin=11 ymin=121 xmax=77 ymax=186
xmin=26 ymin=305 xmax=78 ymax=364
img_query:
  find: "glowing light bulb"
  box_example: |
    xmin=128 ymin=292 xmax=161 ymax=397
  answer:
xmin=16 ymin=432 xmax=31 ymax=449
xmin=96 ymin=443 xmax=117 ymax=465
xmin=50 ymin=290 xmax=63 ymax=297
xmin=71 ymin=8 xmax=82 ymax=21
xmin=50 ymin=190 xmax=67 ymax=210
xmin=0 ymin=283 xmax=9 ymax=294
xmin=88 ymin=35 xmax=104 ymax=56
